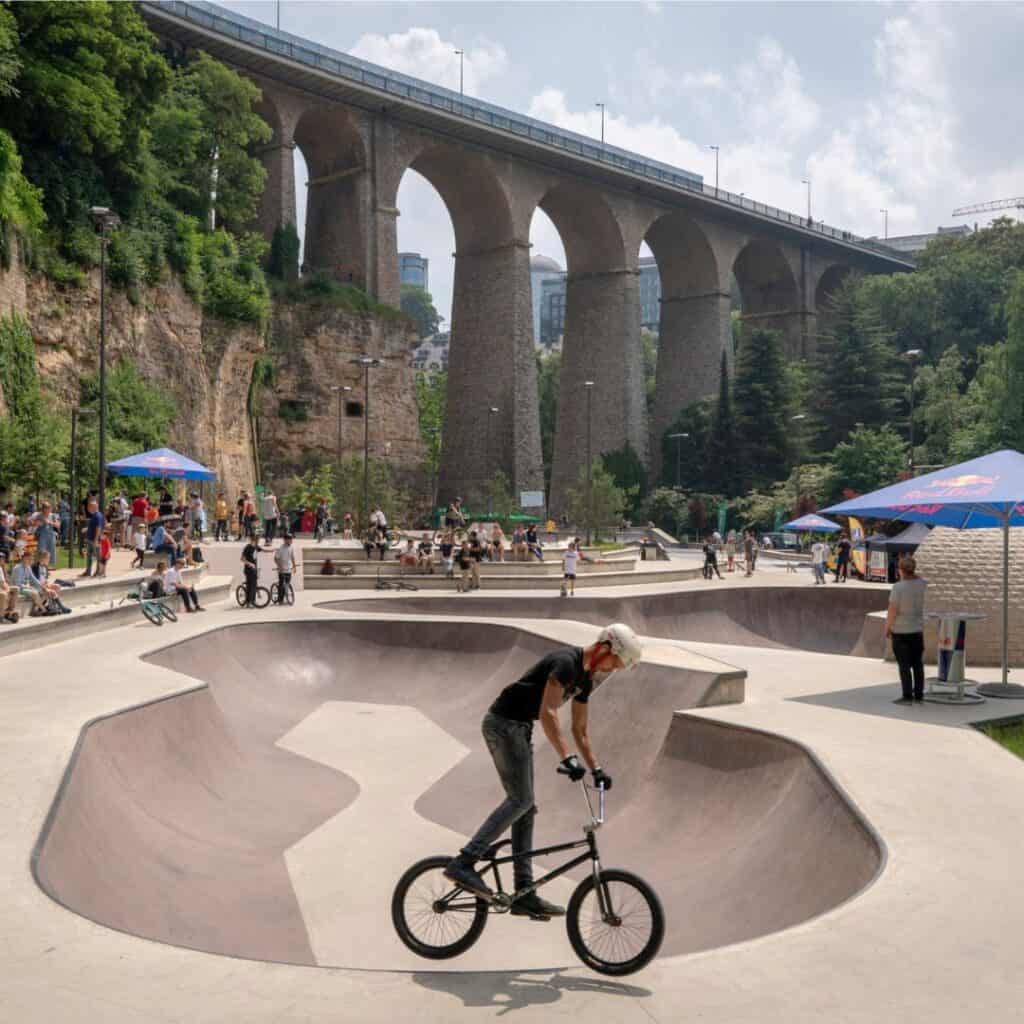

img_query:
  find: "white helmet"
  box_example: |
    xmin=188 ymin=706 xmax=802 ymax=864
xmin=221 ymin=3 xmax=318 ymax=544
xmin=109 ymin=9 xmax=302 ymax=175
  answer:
xmin=597 ymin=623 xmax=643 ymax=672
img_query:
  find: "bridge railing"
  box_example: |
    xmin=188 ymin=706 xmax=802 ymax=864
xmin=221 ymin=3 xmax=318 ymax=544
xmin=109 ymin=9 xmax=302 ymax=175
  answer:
xmin=151 ymin=0 xmax=909 ymax=264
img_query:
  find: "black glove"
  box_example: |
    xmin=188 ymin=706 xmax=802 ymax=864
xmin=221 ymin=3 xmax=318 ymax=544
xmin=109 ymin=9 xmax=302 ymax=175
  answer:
xmin=592 ymin=768 xmax=613 ymax=791
xmin=560 ymin=755 xmax=586 ymax=781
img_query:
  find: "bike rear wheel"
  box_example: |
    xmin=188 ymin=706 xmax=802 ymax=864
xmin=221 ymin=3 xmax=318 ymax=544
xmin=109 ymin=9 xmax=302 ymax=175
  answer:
xmin=252 ymin=585 xmax=271 ymax=609
xmin=566 ymin=868 xmax=664 ymax=976
xmin=270 ymin=581 xmax=295 ymax=605
xmin=235 ymin=584 xmax=247 ymax=607
xmin=159 ymin=602 xmax=178 ymax=623
xmin=140 ymin=601 xmax=163 ymax=626
xmin=392 ymin=855 xmax=488 ymax=960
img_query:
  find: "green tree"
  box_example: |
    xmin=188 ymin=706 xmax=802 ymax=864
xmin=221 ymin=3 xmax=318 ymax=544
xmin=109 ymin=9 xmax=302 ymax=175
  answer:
xmin=827 ymin=425 xmax=908 ymax=502
xmin=565 ymin=459 xmax=627 ymax=541
xmin=267 ymin=222 xmax=300 ymax=281
xmin=537 ymin=350 xmax=560 ymax=491
xmin=660 ymin=398 xmax=712 ymax=490
xmin=704 ymin=349 xmax=738 ymax=495
xmin=811 ymin=275 xmax=899 ymax=452
xmin=640 ymin=328 xmax=658 ymax=414
xmin=400 ymin=284 xmax=442 ymax=339
xmin=198 ymin=230 xmax=271 ymax=326
xmin=732 ymin=326 xmax=790 ymax=490
xmin=481 ymin=470 xmax=516 ymax=518
xmin=600 ymin=442 xmax=645 ymax=518
xmin=415 ymin=371 xmax=446 ymax=499
xmin=912 ymin=346 xmax=967 ymax=468
xmin=642 ymin=487 xmax=689 ymax=536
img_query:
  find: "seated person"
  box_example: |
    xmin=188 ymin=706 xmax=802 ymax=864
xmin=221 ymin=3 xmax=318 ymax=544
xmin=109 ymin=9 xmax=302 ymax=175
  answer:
xmin=374 ymin=526 xmax=389 ymax=561
xmin=490 ymin=526 xmax=506 ymax=563
xmin=399 ymin=538 xmax=418 ymax=570
xmin=525 ymin=526 xmax=544 ymax=562
xmin=145 ymin=561 xmax=168 ymax=598
xmin=0 ymin=550 xmax=20 ymax=623
xmin=149 ymin=522 xmax=177 ymax=559
xmin=511 ymin=526 xmax=528 ymax=562
xmin=439 ymin=533 xmax=455 ymax=578
xmin=13 ymin=528 xmax=29 ymax=560
xmin=32 ymin=551 xmax=70 ymax=613
xmin=164 ymin=558 xmax=204 ymax=612
xmin=182 ymin=537 xmax=205 ymax=566
xmin=12 ymin=551 xmax=49 ymax=615
xmin=417 ymin=534 xmax=435 ymax=571
xmin=321 ymin=558 xmax=337 ymax=576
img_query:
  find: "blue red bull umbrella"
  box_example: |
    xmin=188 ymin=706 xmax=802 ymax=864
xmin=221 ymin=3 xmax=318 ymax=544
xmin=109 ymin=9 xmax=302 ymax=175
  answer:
xmin=824 ymin=449 xmax=1024 ymax=695
xmin=782 ymin=513 xmax=841 ymax=533
xmin=106 ymin=447 xmax=216 ymax=481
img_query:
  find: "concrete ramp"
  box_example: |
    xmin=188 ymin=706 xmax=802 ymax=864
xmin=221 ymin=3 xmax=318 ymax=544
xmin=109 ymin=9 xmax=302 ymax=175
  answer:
xmin=326 ymin=585 xmax=891 ymax=657
xmin=33 ymin=620 xmax=881 ymax=969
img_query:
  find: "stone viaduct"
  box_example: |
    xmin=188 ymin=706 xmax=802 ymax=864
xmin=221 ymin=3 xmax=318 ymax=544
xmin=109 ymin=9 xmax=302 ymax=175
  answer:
xmin=143 ymin=1 xmax=914 ymax=514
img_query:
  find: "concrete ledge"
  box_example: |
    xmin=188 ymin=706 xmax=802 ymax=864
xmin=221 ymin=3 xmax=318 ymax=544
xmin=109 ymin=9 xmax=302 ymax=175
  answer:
xmin=0 ymin=575 xmax=233 ymax=659
xmin=302 ymin=558 xmax=635 ymax=577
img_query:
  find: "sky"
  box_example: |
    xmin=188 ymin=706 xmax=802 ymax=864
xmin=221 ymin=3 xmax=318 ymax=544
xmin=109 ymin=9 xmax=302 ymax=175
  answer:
xmin=220 ymin=1 xmax=1024 ymax=324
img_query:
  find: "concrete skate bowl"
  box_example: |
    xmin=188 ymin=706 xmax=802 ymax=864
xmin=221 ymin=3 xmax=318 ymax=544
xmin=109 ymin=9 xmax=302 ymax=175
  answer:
xmin=33 ymin=619 xmax=882 ymax=971
xmin=325 ymin=585 xmax=891 ymax=657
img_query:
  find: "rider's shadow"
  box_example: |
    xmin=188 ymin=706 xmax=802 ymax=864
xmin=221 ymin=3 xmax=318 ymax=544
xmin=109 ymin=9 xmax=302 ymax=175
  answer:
xmin=412 ymin=968 xmax=651 ymax=1016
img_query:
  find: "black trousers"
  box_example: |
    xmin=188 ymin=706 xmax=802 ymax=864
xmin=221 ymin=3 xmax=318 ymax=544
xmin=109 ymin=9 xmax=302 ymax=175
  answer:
xmin=244 ymin=565 xmax=258 ymax=605
xmin=176 ymin=585 xmax=199 ymax=611
xmin=835 ymin=558 xmax=849 ymax=581
xmin=892 ymin=632 xmax=925 ymax=700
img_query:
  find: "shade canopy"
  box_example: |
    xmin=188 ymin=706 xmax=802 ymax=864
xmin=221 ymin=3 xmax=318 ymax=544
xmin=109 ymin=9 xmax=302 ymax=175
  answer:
xmin=106 ymin=447 xmax=216 ymax=481
xmin=823 ymin=450 xmax=1024 ymax=527
xmin=782 ymin=513 xmax=841 ymax=533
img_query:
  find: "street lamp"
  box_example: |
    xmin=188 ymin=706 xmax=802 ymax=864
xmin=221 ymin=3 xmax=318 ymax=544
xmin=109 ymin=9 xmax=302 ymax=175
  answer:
xmin=902 ymin=349 xmax=924 ymax=475
xmin=800 ymin=179 xmax=811 ymax=222
xmin=67 ymin=407 xmax=95 ymax=570
xmin=667 ymin=432 xmax=690 ymax=490
xmin=790 ymin=413 xmax=807 ymax=513
xmin=880 ymin=208 xmax=889 ymax=240
xmin=349 ymin=356 xmax=380 ymax=530
xmin=485 ymin=406 xmax=499 ymax=516
xmin=330 ymin=384 xmax=352 ymax=467
xmin=595 ymin=103 xmax=605 ymax=145
xmin=90 ymin=206 xmax=120 ymax=518
xmin=584 ymin=381 xmax=594 ymax=544
xmin=454 ymin=49 xmax=464 ymax=95
xmin=708 ymin=145 xmax=719 ymax=193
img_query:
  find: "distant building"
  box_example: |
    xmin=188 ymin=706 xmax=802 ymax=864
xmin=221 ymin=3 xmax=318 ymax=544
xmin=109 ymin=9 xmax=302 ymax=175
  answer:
xmin=539 ymin=275 xmax=566 ymax=348
xmin=638 ymin=256 xmax=660 ymax=330
xmin=875 ymin=225 xmax=971 ymax=255
xmin=530 ymin=254 xmax=565 ymax=346
xmin=412 ymin=332 xmax=449 ymax=373
xmin=399 ymin=252 xmax=429 ymax=291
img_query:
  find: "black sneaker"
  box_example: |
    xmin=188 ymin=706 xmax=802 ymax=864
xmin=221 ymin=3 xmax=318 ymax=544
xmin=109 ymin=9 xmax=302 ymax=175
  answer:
xmin=443 ymin=858 xmax=492 ymax=899
xmin=511 ymin=892 xmax=565 ymax=918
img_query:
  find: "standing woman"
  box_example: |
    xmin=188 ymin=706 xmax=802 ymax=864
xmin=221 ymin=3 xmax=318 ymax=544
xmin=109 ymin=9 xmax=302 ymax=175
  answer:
xmin=886 ymin=555 xmax=928 ymax=704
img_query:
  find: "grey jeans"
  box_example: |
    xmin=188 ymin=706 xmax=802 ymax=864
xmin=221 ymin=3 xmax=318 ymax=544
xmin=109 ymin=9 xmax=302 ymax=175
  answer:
xmin=462 ymin=711 xmax=537 ymax=886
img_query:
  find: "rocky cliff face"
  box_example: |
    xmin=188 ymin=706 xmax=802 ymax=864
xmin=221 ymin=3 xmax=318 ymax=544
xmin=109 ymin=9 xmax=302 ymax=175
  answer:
xmin=259 ymin=301 xmax=424 ymax=486
xmin=0 ymin=251 xmax=264 ymax=501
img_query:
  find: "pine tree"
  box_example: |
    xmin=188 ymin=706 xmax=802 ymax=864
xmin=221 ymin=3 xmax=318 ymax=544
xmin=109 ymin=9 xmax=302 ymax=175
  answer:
xmin=732 ymin=326 xmax=790 ymax=492
xmin=811 ymin=275 xmax=899 ymax=452
xmin=705 ymin=349 xmax=737 ymax=495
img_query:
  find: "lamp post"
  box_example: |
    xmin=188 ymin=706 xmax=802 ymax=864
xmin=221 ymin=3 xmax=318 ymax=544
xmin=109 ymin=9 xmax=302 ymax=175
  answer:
xmin=790 ymin=413 xmax=807 ymax=513
xmin=902 ymin=348 xmax=924 ymax=475
xmin=89 ymin=206 xmax=120 ymax=518
xmin=485 ymin=406 xmax=499 ymax=516
xmin=708 ymin=145 xmax=719 ymax=194
xmin=454 ymin=49 xmax=464 ymax=94
xmin=67 ymin=407 xmax=95 ymax=570
xmin=668 ymin=432 xmax=690 ymax=490
xmin=330 ymin=384 xmax=352 ymax=467
xmin=595 ymin=103 xmax=605 ymax=145
xmin=801 ymin=179 xmax=811 ymax=222
xmin=584 ymin=381 xmax=594 ymax=544
xmin=349 ymin=357 xmax=380 ymax=530
xmin=880 ymin=208 xmax=889 ymax=240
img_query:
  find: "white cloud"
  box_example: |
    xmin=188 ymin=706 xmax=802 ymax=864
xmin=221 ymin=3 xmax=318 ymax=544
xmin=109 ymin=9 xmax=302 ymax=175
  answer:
xmin=349 ymin=27 xmax=508 ymax=95
xmin=736 ymin=37 xmax=819 ymax=144
xmin=681 ymin=71 xmax=724 ymax=90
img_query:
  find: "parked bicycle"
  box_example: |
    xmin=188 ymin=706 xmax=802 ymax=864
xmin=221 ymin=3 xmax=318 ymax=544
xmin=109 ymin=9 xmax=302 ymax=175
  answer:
xmin=235 ymin=560 xmax=271 ymax=608
xmin=270 ymin=573 xmax=295 ymax=605
xmin=391 ymin=769 xmax=664 ymax=976
xmin=120 ymin=584 xmax=179 ymax=626
xmin=374 ymin=568 xmax=418 ymax=592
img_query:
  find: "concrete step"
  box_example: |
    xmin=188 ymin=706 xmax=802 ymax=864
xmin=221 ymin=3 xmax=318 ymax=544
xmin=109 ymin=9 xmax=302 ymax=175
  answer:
xmin=304 ymin=566 xmax=702 ymax=590
xmin=302 ymin=557 xmax=635 ymax=577
xmin=301 ymin=543 xmax=634 ymax=563
xmin=35 ymin=566 xmax=205 ymax=610
xmin=0 ymin=575 xmax=233 ymax=659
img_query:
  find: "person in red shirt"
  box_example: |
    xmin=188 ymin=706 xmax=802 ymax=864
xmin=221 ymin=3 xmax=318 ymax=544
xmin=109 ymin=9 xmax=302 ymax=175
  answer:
xmin=131 ymin=493 xmax=149 ymax=527
xmin=96 ymin=529 xmax=113 ymax=578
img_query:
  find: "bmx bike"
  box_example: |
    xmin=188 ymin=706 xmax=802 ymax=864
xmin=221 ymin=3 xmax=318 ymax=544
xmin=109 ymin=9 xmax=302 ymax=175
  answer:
xmin=120 ymin=585 xmax=178 ymax=626
xmin=374 ymin=568 xmax=418 ymax=592
xmin=270 ymin=573 xmax=295 ymax=605
xmin=235 ymin=563 xmax=271 ymax=608
xmin=391 ymin=769 xmax=664 ymax=976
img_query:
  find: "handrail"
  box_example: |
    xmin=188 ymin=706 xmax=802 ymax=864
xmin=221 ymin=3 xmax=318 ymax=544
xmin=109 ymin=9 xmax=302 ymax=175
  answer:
xmin=144 ymin=0 xmax=913 ymax=266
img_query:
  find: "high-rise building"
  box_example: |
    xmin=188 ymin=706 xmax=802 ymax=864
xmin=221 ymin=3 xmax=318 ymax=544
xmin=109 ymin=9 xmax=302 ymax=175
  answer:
xmin=638 ymin=256 xmax=660 ymax=330
xmin=539 ymin=275 xmax=566 ymax=348
xmin=530 ymin=254 xmax=565 ymax=345
xmin=399 ymin=252 xmax=429 ymax=291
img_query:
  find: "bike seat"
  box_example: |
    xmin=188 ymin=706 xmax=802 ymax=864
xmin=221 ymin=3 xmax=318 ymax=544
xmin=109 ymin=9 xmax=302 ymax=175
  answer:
xmin=483 ymin=840 xmax=511 ymax=860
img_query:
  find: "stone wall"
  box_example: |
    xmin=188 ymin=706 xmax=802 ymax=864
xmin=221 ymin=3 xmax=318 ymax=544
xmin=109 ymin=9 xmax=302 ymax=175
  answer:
xmin=0 ymin=248 xmax=263 ymax=501
xmin=259 ymin=301 xmax=424 ymax=489
xmin=914 ymin=525 xmax=1024 ymax=667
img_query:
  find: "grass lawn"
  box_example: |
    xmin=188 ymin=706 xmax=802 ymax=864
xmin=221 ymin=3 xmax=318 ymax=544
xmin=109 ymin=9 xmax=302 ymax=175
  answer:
xmin=979 ymin=720 xmax=1024 ymax=760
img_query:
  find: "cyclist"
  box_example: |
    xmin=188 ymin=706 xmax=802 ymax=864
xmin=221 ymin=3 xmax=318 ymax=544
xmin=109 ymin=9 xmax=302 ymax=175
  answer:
xmin=444 ymin=623 xmax=643 ymax=919
xmin=240 ymin=536 xmax=259 ymax=607
xmin=273 ymin=533 xmax=297 ymax=602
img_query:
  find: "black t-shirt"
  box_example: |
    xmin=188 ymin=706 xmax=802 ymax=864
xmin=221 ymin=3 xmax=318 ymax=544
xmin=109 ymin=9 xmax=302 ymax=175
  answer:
xmin=457 ymin=547 xmax=472 ymax=569
xmin=490 ymin=647 xmax=592 ymax=722
xmin=837 ymin=539 xmax=852 ymax=561
xmin=242 ymin=542 xmax=258 ymax=569
xmin=469 ymin=540 xmax=485 ymax=561
xmin=526 ymin=529 xmax=538 ymax=545
xmin=440 ymin=542 xmax=454 ymax=557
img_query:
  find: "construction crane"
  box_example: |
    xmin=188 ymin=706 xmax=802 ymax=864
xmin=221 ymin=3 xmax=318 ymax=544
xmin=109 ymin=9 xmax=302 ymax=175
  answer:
xmin=952 ymin=197 xmax=1024 ymax=217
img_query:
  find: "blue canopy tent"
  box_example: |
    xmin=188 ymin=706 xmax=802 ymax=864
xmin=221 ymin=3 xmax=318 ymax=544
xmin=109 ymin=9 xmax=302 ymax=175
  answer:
xmin=824 ymin=449 xmax=1024 ymax=697
xmin=782 ymin=513 xmax=841 ymax=533
xmin=106 ymin=447 xmax=216 ymax=481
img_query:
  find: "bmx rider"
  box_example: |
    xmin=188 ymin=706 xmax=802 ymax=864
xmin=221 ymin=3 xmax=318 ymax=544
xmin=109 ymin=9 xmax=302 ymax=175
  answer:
xmin=445 ymin=623 xmax=643 ymax=919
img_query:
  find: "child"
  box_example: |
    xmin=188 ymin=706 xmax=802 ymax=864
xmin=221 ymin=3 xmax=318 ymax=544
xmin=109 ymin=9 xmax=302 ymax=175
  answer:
xmin=400 ymin=538 xmax=418 ymax=572
xmin=321 ymin=558 xmax=337 ymax=576
xmin=439 ymin=532 xmax=455 ymax=578
xmin=33 ymin=551 xmax=71 ymax=613
xmin=702 ymin=540 xmax=722 ymax=580
xmin=131 ymin=523 xmax=147 ymax=569
xmin=96 ymin=528 xmax=113 ymax=578
xmin=561 ymin=541 xmax=579 ymax=597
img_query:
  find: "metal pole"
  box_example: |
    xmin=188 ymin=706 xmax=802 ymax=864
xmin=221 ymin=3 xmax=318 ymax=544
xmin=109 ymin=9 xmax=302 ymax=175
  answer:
xmin=486 ymin=410 xmax=492 ymax=516
xmin=596 ymin=103 xmax=605 ymax=145
xmin=1003 ymin=515 xmax=1010 ymax=685
xmin=68 ymin=409 xmax=78 ymax=570
xmin=362 ymin=362 xmax=370 ymax=530
xmin=585 ymin=384 xmax=593 ymax=545
xmin=880 ymin=208 xmax=889 ymax=239
xmin=908 ymin=368 xmax=915 ymax=474
xmin=676 ymin=436 xmax=682 ymax=489
xmin=455 ymin=50 xmax=464 ymax=95
xmin=709 ymin=145 xmax=719 ymax=193
xmin=336 ymin=387 xmax=343 ymax=467
xmin=98 ymin=227 xmax=107 ymax=517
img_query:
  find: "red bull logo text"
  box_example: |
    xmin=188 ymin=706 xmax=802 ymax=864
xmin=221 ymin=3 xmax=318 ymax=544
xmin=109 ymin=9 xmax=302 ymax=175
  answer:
xmin=902 ymin=474 xmax=998 ymax=501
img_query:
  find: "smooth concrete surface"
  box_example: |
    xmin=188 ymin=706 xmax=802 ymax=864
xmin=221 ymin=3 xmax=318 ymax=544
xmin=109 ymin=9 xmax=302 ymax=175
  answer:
xmin=4 ymin=576 xmax=1024 ymax=1022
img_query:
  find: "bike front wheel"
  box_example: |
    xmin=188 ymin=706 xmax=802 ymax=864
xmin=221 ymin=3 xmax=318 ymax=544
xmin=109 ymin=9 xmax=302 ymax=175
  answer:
xmin=140 ymin=601 xmax=164 ymax=626
xmin=270 ymin=581 xmax=295 ymax=605
xmin=159 ymin=602 xmax=178 ymax=623
xmin=252 ymin=585 xmax=271 ymax=609
xmin=392 ymin=855 xmax=488 ymax=960
xmin=566 ymin=869 xmax=664 ymax=976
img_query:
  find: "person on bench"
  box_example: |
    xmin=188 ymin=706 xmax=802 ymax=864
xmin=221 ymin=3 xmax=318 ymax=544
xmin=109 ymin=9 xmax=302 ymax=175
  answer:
xmin=149 ymin=522 xmax=176 ymax=560
xmin=145 ymin=561 xmax=168 ymax=599
xmin=0 ymin=550 xmax=21 ymax=623
xmin=12 ymin=550 xmax=50 ymax=616
xmin=164 ymin=558 xmax=204 ymax=613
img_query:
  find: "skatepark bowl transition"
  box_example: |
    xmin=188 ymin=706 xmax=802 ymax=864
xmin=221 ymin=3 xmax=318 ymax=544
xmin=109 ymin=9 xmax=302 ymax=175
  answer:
xmin=32 ymin=616 xmax=884 ymax=972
